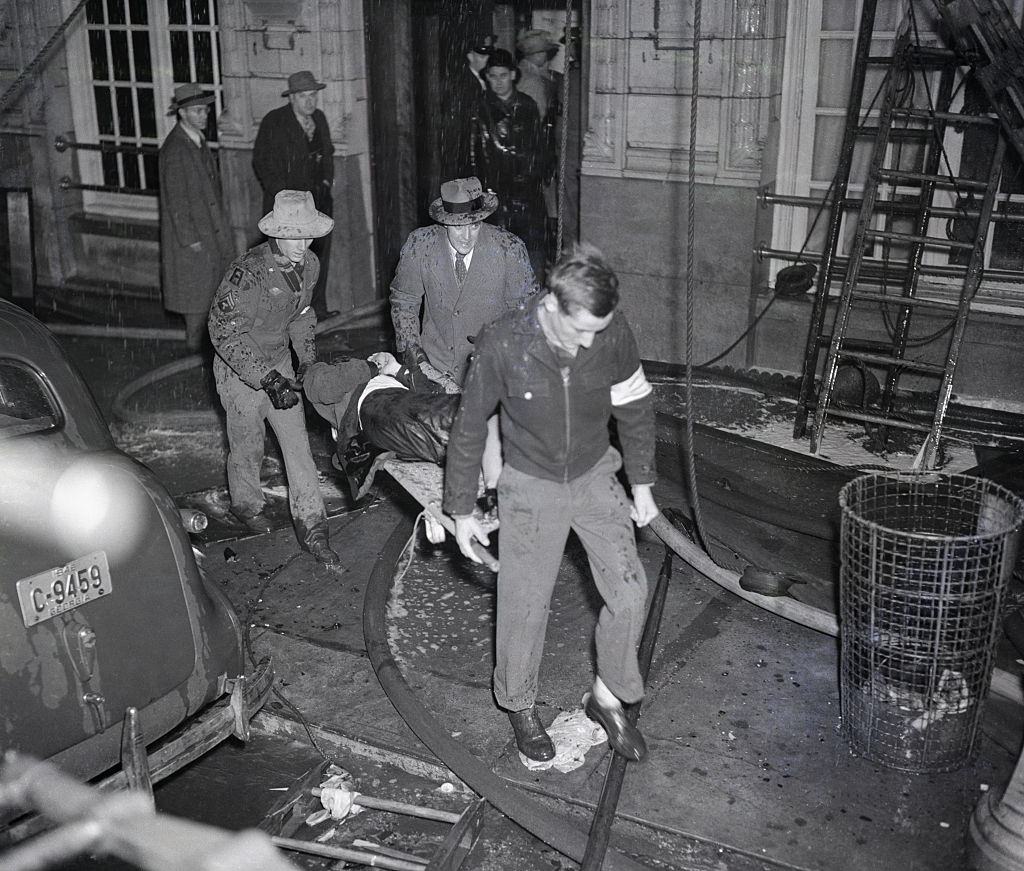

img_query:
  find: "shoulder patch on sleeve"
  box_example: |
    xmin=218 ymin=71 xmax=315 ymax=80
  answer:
xmin=216 ymin=286 xmax=239 ymax=313
xmin=228 ymin=267 xmax=244 ymax=287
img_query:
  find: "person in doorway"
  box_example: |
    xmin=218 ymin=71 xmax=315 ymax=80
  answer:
xmin=470 ymin=49 xmax=550 ymax=279
xmin=253 ymin=71 xmax=336 ymax=319
xmin=208 ymin=190 xmax=339 ymax=567
xmin=158 ymin=82 xmax=234 ymax=352
xmin=443 ymin=243 xmax=658 ymax=764
xmin=441 ymin=30 xmax=496 ymax=180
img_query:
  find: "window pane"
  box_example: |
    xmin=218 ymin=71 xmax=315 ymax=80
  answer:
xmin=110 ymin=30 xmax=130 ymax=81
xmin=94 ymin=86 xmax=114 ymax=135
xmin=817 ymin=40 xmax=853 ymax=109
xmin=194 ymin=32 xmax=212 ymax=83
xmin=822 ymin=1 xmax=856 ymax=31
xmin=131 ymin=30 xmax=152 ymax=81
xmin=86 ymin=0 xmax=105 ymax=25
xmin=88 ymin=29 xmax=109 ymax=81
xmin=101 ymin=150 xmax=119 ymax=186
xmin=0 ymin=362 xmax=60 ymax=439
xmin=122 ymin=153 xmax=141 ymax=188
xmin=168 ymin=0 xmax=187 ymax=25
xmin=138 ymin=87 xmax=156 ymax=137
xmin=170 ymin=31 xmax=190 ymax=82
xmin=143 ymin=154 xmax=159 ymax=191
xmin=106 ymin=0 xmax=125 ymax=25
xmin=115 ymin=86 xmax=136 ymax=137
xmin=129 ymin=0 xmax=147 ymax=24
xmin=191 ymin=0 xmax=211 ymax=25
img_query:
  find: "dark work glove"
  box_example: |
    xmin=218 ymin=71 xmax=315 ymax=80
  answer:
xmin=402 ymin=345 xmax=428 ymax=371
xmin=261 ymin=369 xmax=300 ymax=410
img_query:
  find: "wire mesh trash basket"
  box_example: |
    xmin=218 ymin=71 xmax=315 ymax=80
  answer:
xmin=839 ymin=472 xmax=1024 ymax=773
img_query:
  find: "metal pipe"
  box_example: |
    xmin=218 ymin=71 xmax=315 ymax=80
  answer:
xmin=54 ymin=134 xmax=158 ymax=156
xmin=58 ymin=176 xmax=157 ymax=197
xmin=759 ymin=191 xmax=1024 ymax=224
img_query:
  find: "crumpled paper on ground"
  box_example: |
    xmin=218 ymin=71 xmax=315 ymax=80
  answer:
xmin=519 ymin=709 xmax=607 ymax=772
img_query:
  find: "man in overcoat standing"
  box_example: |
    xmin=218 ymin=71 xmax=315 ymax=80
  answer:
xmin=253 ymin=70 xmax=336 ymax=318
xmin=159 ymin=82 xmax=234 ymax=351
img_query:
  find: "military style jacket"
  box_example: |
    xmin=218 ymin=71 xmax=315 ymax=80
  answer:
xmin=443 ymin=296 xmax=656 ymax=517
xmin=208 ymin=242 xmax=318 ymax=389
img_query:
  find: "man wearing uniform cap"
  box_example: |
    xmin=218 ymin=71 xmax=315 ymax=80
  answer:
xmin=159 ymin=82 xmax=234 ymax=351
xmin=441 ymin=31 xmax=497 ymax=179
xmin=253 ymin=71 xmax=336 ymax=319
xmin=208 ymin=190 xmax=340 ymax=566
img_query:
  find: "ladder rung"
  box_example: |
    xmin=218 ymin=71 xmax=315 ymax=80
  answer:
xmin=875 ymin=168 xmax=989 ymax=189
xmin=837 ymin=350 xmax=947 ymax=374
xmin=859 ymin=126 xmax=933 ymax=140
xmin=850 ymin=290 xmax=960 ymax=310
xmin=863 ymin=228 xmax=975 ymax=250
xmin=821 ymin=407 xmax=935 ymax=433
xmin=890 ymin=107 xmax=999 ymax=125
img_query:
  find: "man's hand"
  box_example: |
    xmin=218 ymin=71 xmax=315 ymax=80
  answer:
xmin=402 ymin=345 xmax=428 ymax=371
xmin=453 ymin=514 xmax=490 ymax=564
xmin=261 ymin=369 xmax=300 ymax=410
xmin=630 ymin=483 xmax=659 ymax=528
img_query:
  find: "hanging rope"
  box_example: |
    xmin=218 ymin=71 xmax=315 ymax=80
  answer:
xmin=684 ymin=0 xmax=711 ymax=554
xmin=556 ymin=0 xmax=575 ymax=256
xmin=0 ymin=0 xmax=90 ymax=114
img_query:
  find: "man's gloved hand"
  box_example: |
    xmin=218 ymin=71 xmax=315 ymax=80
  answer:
xmin=402 ymin=345 xmax=428 ymax=371
xmin=261 ymin=369 xmax=300 ymax=410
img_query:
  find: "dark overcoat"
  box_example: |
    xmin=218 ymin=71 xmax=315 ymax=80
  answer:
xmin=252 ymin=104 xmax=334 ymax=217
xmin=158 ymin=123 xmax=233 ymax=315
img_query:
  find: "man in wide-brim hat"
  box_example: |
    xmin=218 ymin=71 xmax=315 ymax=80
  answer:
xmin=208 ymin=189 xmax=341 ymax=567
xmin=252 ymin=70 xmax=336 ymax=319
xmin=158 ymin=81 xmax=234 ymax=351
xmin=390 ymin=176 xmax=538 ymax=389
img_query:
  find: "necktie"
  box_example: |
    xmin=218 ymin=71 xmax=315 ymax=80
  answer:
xmin=455 ymin=253 xmax=468 ymax=284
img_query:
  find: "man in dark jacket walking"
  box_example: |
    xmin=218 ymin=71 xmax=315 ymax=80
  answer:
xmin=443 ymin=244 xmax=657 ymax=764
xmin=159 ymin=82 xmax=234 ymax=351
xmin=253 ymin=70 xmax=336 ymax=319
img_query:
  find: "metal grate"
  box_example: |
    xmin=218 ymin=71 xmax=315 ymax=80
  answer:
xmin=839 ymin=472 xmax=1024 ymax=773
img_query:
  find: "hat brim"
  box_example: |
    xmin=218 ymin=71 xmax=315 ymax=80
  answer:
xmin=257 ymin=212 xmax=335 ymax=239
xmin=428 ymin=191 xmax=498 ymax=226
xmin=166 ymin=94 xmax=215 ymax=116
xmin=281 ymin=82 xmax=327 ymax=97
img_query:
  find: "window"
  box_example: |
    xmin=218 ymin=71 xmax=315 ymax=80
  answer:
xmin=65 ymin=0 xmax=223 ymax=216
xmin=772 ymin=0 xmax=1024 ymax=309
xmin=0 ymin=361 xmax=60 ymax=439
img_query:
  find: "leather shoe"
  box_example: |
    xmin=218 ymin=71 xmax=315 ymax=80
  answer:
xmin=508 ymin=707 xmax=555 ymax=762
xmin=230 ymin=507 xmax=273 ymax=535
xmin=584 ymin=693 xmax=647 ymax=762
xmin=342 ymin=437 xmax=395 ymax=502
xmin=303 ymin=530 xmax=341 ymax=568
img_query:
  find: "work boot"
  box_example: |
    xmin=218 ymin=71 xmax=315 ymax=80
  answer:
xmin=301 ymin=525 xmax=341 ymax=568
xmin=508 ymin=707 xmax=555 ymax=762
xmin=584 ymin=693 xmax=647 ymax=762
xmin=342 ymin=437 xmax=395 ymax=502
xmin=230 ymin=507 xmax=273 ymax=535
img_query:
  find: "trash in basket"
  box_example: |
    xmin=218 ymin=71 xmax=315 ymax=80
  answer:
xmin=838 ymin=471 xmax=1024 ymax=774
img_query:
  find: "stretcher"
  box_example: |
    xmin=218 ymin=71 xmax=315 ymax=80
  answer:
xmin=381 ymin=458 xmax=500 ymax=572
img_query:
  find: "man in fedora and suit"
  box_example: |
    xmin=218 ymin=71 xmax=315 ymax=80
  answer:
xmin=208 ymin=190 xmax=340 ymax=566
xmin=253 ymin=70 xmax=336 ymax=319
xmin=389 ymin=176 xmax=539 ymax=390
xmin=159 ymin=82 xmax=234 ymax=351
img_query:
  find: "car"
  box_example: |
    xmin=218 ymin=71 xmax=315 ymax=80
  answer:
xmin=0 ymin=298 xmax=271 ymax=836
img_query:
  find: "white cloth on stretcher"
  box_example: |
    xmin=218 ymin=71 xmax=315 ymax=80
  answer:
xmin=356 ymin=374 xmax=407 ymax=428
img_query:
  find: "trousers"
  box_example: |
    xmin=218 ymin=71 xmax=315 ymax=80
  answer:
xmin=213 ymin=357 xmax=326 ymax=534
xmin=493 ymin=447 xmax=648 ymax=711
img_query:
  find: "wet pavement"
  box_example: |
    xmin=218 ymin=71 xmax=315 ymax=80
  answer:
xmin=45 ymin=322 xmax=1024 ymax=870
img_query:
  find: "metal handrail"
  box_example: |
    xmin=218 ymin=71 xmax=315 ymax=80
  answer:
xmin=759 ymin=190 xmax=1024 ymax=224
xmin=55 ymin=134 xmax=159 ymax=157
xmin=58 ymin=175 xmax=157 ymax=197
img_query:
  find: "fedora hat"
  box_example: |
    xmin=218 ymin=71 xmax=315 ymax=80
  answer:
xmin=468 ymin=31 xmax=497 ymax=55
xmin=428 ymin=178 xmax=498 ymax=226
xmin=166 ymin=82 xmax=214 ymax=116
xmin=258 ymin=190 xmax=334 ymax=239
xmin=516 ymin=29 xmax=557 ymax=56
xmin=281 ymin=70 xmax=326 ymax=97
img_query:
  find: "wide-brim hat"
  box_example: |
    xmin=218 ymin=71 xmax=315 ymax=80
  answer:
xmin=428 ymin=177 xmax=498 ymax=226
xmin=282 ymin=70 xmax=326 ymax=97
xmin=166 ymin=82 xmax=214 ymax=116
xmin=516 ymin=29 xmax=557 ymax=56
xmin=258 ymin=190 xmax=334 ymax=239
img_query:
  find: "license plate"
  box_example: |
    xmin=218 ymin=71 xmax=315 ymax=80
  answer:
xmin=16 ymin=551 xmax=112 ymax=627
